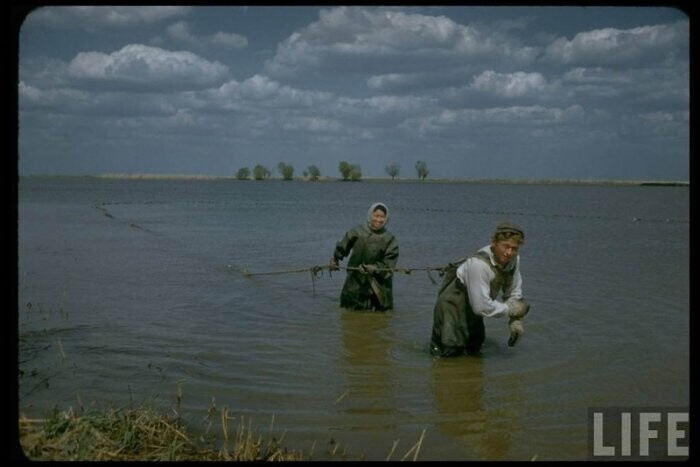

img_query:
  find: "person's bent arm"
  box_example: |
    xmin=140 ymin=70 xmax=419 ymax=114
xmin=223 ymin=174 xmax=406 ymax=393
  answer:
xmin=333 ymin=228 xmax=359 ymax=263
xmin=460 ymin=259 xmax=509 ymax=318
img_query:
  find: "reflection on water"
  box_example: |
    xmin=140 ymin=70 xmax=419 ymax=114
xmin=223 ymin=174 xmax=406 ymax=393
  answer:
xmin=431 ymin=356 xmax=518 ymax=460
xmin=336 ymin=310 xmax=395 ymax=421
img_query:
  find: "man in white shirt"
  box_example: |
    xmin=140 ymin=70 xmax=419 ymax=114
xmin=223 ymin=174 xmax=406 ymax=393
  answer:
xmin=430 ymin=222 xmax=530 ymax=357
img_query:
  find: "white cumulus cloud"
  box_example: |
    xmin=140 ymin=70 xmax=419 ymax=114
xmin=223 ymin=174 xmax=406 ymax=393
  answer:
xmin=266 ymin=6 xmax=538 ymax=78
xmin=471 ymin=70 xmax=547 ymax=98
xmin=545 ymin=20 xmax=688 ymax=65
xmin=67 ymin=44 xmax=229 ymax=90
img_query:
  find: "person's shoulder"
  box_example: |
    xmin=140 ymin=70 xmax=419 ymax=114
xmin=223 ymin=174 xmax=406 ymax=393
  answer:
xmin=464 ymin=253 xmax=492 ymax=272
xmin=350 ymin=223 xmax=369 ymax=235
xmin=470 ymin=247 xmax=491 ymax=261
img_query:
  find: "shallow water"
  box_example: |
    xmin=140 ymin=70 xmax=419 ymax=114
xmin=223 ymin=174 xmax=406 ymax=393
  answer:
xmin=17 ymin=176 xmax=689 ymax=460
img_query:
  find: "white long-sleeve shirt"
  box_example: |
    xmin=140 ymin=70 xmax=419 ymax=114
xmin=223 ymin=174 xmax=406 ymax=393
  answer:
xmin=455 ymin=245 xmax=523 ymax=318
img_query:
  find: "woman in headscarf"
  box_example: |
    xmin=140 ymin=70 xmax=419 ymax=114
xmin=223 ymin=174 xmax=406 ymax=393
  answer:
xmin=329 ymin=202 xmax=399 ymax=311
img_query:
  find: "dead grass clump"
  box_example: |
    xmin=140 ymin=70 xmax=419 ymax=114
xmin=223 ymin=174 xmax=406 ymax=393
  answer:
xmin=19 ymin=406 xmax=303 ymax=461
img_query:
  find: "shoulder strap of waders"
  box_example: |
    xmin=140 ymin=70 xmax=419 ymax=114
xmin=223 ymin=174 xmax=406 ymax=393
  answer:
xmin=471 ymin=250 xmax=516 ymax=277
xmin=437 ymin=257 xmax=467 ymax=295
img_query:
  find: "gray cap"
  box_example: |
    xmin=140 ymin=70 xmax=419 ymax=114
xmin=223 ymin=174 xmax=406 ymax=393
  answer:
xmin=495 ymin=222 xmax=524 ymax=238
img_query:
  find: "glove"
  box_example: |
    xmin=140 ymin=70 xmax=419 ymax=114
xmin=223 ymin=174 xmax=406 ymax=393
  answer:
xmin=359 ymin=263 xmax=378 ymax=274
xmin=507 ymin=318 xmax=524 ymax=347
xmin=506 ymin=299 xmax=530 ymax=319
xmin=329 ymin=258 xmax=339 ymax=271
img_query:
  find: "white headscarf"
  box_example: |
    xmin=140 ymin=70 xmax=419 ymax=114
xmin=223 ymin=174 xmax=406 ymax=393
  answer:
xmin=367 ymin=202 xmax=389 ymax=230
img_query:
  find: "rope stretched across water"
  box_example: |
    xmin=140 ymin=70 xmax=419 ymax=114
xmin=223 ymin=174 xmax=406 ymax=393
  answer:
xmin=241 ymin=264 xmax=447 ymax=277
xmin=240 ymin=264 xmax=451 ymax=297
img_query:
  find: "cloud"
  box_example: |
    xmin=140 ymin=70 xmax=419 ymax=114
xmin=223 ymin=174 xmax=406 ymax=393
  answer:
xmin=19 ymin=78 xmax=186 ymax=119
xmin=202 ymin=75 xmax=434 ymax=137
xmin=210 ymin=32 xmax=248 ymax=48
xmin=207 ymin=75 xmax=335 ymax=113
xmin=234 ymin=75 xmax=282 ymax=100
xmin=367 ymin=73 xmax=423 ymax=91
xmin=167 ymin=21 xmax=197 ymax=44
xmin=167 ymin=21 xmax=248 ymax=49
xmin=282 ymin=117 xmax=342 ymax=133
xmin=25 ymin=6 xmax=190 ymax=30
xmin=67 ymin=44 xmax=230 ymax=91
xmin=265 ymin=6 xmax=538 ymax=78
xmin=19 ymin=81 xmax=88 ymax=108
xmin=561 ymin=66 xmax=688 ymax=109
xmin=17 ymin=7 xmax=689 ymax=180
xmin=332 ymin=94 xmax=436 ymax=124
xmin=545 ymin=20 xmax=688 ymax=66
xmin=366 ymin=69 xmax=474 ymax=93
xmin=471 ymin=70 xmax=548 ymax=98
xmin=401 ymin=104 xmax=586 ymax=140
xmin=562 ymin=67 xmax=632 ymax=84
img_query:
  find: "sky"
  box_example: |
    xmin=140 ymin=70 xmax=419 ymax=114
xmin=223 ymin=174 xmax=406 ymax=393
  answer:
xmin=16 ymin=5 xmax=690 ymax=181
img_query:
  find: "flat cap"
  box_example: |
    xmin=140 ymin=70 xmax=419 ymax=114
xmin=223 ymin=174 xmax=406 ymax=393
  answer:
xmin=495 ymin=222 xmax=524 ymax=238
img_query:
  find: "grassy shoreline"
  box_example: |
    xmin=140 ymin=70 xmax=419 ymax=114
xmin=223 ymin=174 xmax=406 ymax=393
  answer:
xmin=18 ymin=403 xmax=426 ymax=461
xmin=21 ymin=173 xmax=689 ymax=186
xmin=19 ymin=405 xmax=303 ymax=461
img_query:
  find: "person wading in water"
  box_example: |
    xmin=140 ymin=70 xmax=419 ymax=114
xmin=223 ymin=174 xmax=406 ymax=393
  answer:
xmin=329 ymin=202 xmax=399 ymax=312
xmin=430 ymin=222 xmax=530 ymax=356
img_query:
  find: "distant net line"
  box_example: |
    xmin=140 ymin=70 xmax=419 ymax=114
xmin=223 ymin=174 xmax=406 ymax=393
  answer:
xmin=390 ymin=206 xmax=689 ymax=224
xmin=96 ymin=199 xmax=688 ymax=224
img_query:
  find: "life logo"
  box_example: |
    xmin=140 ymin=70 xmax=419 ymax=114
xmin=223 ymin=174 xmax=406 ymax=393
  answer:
xmin=588 ymin=407 xmax=689 ymax=459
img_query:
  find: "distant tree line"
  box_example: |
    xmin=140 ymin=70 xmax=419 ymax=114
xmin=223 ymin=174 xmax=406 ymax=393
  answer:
xmin=234 ymin=160 xmax=430 ymax=181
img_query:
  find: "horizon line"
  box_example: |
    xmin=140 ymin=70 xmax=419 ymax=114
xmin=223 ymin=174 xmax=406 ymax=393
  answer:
xmin=19 ymin=173 xmax=689 ymax=186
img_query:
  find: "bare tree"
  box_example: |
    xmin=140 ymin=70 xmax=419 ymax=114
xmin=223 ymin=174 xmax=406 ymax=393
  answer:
xmin=415 ymin=160 xmax=429 ymax=180
xmin=385 ymin=163 xmax=400 ymax=180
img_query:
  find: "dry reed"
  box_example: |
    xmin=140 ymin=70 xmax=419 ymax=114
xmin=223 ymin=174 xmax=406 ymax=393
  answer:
xmin=19 ymin=406 xmax=304 ymax=461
